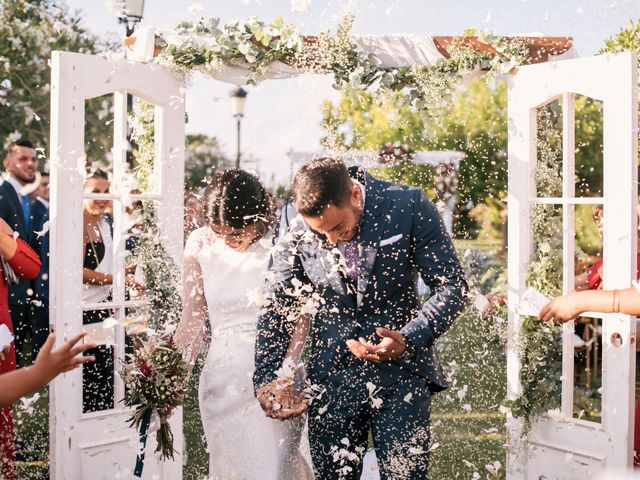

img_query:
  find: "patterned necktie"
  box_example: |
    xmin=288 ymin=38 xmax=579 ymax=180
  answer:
xmin=343 ymin=239 xmax=359 ymax=281
xmin=20 ymin=194 xmax=30 ymax=230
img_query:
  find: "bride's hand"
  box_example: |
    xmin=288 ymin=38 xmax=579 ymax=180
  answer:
xmin=257 ymin=381 xmax=308 ymax=420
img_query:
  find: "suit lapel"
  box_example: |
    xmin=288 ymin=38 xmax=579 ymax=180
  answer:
xmin=298 ymin=232 xmax=356 ymax=309
xmin=356 ymin=173 xmax=389 ymax=309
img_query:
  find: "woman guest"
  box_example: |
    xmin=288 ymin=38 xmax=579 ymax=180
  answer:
xmin=0 ymin=217 xmax=41 ymax=480
xmin=81 ymin=170 xmax=142 ymax=413
xmin=540 ymin=286 xmax=640 ymax=466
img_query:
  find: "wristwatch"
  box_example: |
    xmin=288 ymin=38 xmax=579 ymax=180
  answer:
xmin=400 ymin=337 xmax=416 ymax=360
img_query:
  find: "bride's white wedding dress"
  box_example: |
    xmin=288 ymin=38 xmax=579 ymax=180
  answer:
xmin=176 ymin=227 xmax=313 ymax=480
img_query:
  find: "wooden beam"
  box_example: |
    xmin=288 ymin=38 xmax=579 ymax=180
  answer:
xmin=433 ymin=36 xmax=574 ymax=64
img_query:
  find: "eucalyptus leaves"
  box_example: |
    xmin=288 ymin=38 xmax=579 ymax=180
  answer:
xmin=147 ymin=15 xmax=530 ymax=115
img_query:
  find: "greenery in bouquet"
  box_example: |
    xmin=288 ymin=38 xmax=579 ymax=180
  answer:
xmin=121 ymin=334 xmax=189 ymax=461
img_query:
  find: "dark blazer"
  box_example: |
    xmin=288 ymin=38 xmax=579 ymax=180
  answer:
xmin=0 ymin=180 xmax=33 ymax=305
xmin=254 ymin=169 xmax=468 ymax=393
xmin=31 ymin=203 xmax=49 ymax=304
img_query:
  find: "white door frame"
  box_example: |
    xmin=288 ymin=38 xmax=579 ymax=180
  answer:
xmin=507 ymin=51 xmax=638 ymax=478
xmin=49 ymin=51 xmax=185 ymax=479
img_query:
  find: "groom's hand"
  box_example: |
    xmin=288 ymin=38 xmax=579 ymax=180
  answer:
xmin=257 ymin=381 xmax=308 ymax=420
xmin=346 ymin=327 xmax=406 ymax=362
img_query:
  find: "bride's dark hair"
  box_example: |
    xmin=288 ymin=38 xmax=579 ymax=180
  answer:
xmin=203 ymin=169 xmax=276 ymax=232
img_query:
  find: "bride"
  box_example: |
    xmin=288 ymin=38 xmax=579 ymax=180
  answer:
xmin=175 ymin=169 xmax=313 ymax=480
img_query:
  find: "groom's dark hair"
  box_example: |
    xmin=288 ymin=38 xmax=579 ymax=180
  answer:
xmin=293 ymin=158 xmax=352 ymax=217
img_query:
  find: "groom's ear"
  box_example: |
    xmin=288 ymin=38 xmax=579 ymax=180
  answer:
xmin=350 ymin=183 xmax=362 ymax=207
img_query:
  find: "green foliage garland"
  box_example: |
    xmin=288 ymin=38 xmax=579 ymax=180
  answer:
xmin=129 ymin=100 xmax=182 ymax=332
xmin=149 ymin=16 xmax=529 ymax=117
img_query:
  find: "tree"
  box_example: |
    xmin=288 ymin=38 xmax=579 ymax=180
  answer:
xmin=0 ymin=0 xmax=112 ymax=164
xmin=185 ymin=133 xmax=230 ymax=191
xmin=321 ymin=81 xmax=508 ymax=237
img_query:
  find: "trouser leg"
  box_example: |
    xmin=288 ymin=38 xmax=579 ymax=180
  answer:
xmin=308 ymin=379 xmax=369 ymax=480
xmin=370 ymin=376 xmax=432 ymax=480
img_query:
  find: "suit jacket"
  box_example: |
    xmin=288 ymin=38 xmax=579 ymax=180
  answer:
xmin=0 ymin=180 xmax=34 ymax=305
xmin=254 ymin=169 xmax=468 ymax=393
xmin=31 ymin=202 xmax=49 ymax=304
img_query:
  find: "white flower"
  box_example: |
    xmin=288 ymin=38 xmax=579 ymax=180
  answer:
xmin=188 ymin=2 xmax=204 ymax=13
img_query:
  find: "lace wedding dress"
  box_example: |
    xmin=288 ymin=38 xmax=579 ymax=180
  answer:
xmin=175 ymin=227 xmax=313 ymax=480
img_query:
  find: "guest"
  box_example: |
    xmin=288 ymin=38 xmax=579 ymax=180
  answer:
xmin=0 ymin=217 xmax=41 ymax=480
xmin=0 ymin=332 xmax=96 ymax=408
xmin=0 ymin=139 xmax=37 ymax=366
xmin=31 ymin=171 xmax=49 ymax=356
xmin=184 ymin=192 xmax=204 ymax=240
xmin=540 ymin=286 xmax=640 ymax=466
xmin=81 ymin=170 xmax=144 ymax=413
xmin=81 ymin=169 xmax=115 ymax=413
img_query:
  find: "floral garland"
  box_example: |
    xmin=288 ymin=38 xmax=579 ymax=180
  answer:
xmin=143 ymin=16 xmax=530 ymax=116
xmin=502 ymin=105 xmax=565 ymax=436
xmin=120 ymin=100 xmax=186 ymax=473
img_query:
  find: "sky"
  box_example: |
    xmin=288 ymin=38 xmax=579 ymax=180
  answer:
xmin=64 ymin=0 xmax=640 ymax=186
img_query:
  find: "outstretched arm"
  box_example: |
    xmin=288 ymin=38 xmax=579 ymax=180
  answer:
xmin=400 ymin=190 xmax=469 ymax=354
xmin=0 ymin=332 xmax=96 ymax=408
xmin=539 ymin=287 xmax=640 ymax=322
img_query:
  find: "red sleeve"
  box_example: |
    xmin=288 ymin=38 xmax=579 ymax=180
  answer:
xmin=586 ymin=259 xmax=603 ymax=290
xmin=7 ymin=237 xmax=41 ymax=280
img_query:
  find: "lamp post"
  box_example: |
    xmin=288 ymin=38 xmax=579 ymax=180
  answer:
xmin=119 ymin=0 xmax=146 ymax=37
xmin=229 ymin=86 xmax=247 ymax=169
xmin=119 ymin=0 xmax=146 ymax=168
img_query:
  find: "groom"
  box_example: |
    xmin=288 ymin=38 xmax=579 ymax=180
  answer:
xmin=254 ymin=158 xmax=468 ymax=479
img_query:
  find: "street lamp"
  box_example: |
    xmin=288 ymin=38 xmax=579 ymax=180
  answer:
xmin=118 ymin=1 xmax=146 ymax=168
xmin=119 ymin=0 xmax=146 ymax=37
xmin=229 ymin=86 xmax=248 ymax=169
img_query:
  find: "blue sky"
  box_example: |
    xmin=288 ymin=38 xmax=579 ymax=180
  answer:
xmin=65 ymin=0 xmax=640 ymax=185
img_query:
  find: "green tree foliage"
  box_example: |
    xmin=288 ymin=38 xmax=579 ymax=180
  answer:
xmin=321 ymin=81 xmax=507 ymax=237
xmin=0 ymin=0 xmax=113 ymax=164
xmin=185 ymin=133 xmax=230 ymax=191
xmin=602 ymin=18 xmax=640 ymax=58
xmin=322 ymin=76 xmax=608 ymax=238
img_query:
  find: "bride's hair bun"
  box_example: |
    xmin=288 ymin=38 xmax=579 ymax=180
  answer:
xmin=203 ymin=169 xmax=275 ymax=231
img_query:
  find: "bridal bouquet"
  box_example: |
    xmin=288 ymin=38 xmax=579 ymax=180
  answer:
xmin=120 ymin=333 xmax=189 ymax=476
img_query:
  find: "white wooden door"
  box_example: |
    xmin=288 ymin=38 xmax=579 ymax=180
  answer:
xmin=507 ymin=51 xmax=638 ymax=478
xmin=49 ymin=51 xmax=185 ymax=479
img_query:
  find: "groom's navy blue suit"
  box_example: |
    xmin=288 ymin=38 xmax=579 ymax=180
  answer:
xmin=254 ymin=168 xmax=468 ymax=479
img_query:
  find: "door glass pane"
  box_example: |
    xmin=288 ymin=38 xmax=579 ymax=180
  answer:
xmin=536 ymin=98 xmax=563 ymax=198
xmin=82 ymin=307 xmax=116 ymax=413
xmin=527 ymin=204 xmax=564 ymax=412
xmin=85 ymin=94 xmax=114 ymax=169
xmin=574 ymin=95 xmax=603 ymax=198
xmin=572 ymin=316 xmax=603 ymax=423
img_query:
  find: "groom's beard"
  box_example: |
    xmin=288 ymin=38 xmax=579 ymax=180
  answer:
xmin=342 ymin=203 xmax=364 ymax=241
